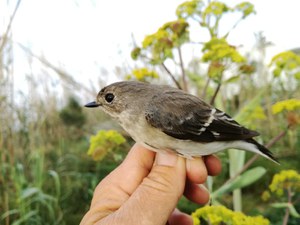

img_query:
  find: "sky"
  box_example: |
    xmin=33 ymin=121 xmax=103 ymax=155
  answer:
xmin=2 ymin=0 xmax=300 ymax=95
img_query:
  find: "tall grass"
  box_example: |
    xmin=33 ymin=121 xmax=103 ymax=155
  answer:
xmin=0 ymin=9 xmax=114 ymax=222
xmin=1 ymin=149 xmax=64 ymax=225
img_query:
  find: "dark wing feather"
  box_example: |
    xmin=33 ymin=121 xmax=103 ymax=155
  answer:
xmin=145 ymin=89 xmax=259 ymax=143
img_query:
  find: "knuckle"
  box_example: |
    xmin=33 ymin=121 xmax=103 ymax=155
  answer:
xmin=142 ymin=167 xmax=177 ymax=194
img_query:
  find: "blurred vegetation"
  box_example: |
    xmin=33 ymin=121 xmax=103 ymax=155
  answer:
xmin=0 ymin=0 xmax=299 ymax=225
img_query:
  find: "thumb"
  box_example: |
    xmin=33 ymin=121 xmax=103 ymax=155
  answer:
xmin=117 ymin=152 xmax=186 ymax=225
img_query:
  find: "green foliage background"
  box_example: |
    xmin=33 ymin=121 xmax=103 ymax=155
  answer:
xmin=1 ymin=0 xmax=299 ymax=224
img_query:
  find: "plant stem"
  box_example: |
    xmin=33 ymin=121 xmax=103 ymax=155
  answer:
xmin=202 ymin=77 xmax=211 ymax=99
xmin=265 ymin=125 xmax=291 ymax=149
xmin=0 ymin=0 xmax=22 ymax=52
xmin=283 ymin=187 xmax=292 ymax=225
xmin=161 ymin=63 xmax=182 ymax=89
xmin=223 ymin=18 xmax=243 ymax=39
xmin=177 ymin=47 xmax=188 ymax=91
xmin=210 ymin=82 xmax=221 ymax=106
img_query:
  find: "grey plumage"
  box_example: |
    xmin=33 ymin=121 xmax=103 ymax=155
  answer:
xmin=85 ymin=81 xmax=279 ymax=164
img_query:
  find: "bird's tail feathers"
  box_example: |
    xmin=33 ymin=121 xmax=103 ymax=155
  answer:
xmin=246 ymin=139 xmax=280 ymax=164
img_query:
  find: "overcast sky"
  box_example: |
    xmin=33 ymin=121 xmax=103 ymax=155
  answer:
xmin=2 ymin=0 xmax=300 ymax=93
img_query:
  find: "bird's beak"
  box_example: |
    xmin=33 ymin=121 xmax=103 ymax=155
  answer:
xmin=85 ymin=101 xmax=101 ymax=108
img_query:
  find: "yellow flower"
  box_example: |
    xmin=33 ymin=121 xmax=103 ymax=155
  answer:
xmin=130 ymin=68 xmax=159 ymax=81
xmin=272 ymin=99 xmax=300 ymax=115
xmin=268 ymin=170 xmax=300 ymax=197
xmin=87 ymin=130 xmax=126 ymax=161
xmin=192 ymin=205 xmax=269 ymax=225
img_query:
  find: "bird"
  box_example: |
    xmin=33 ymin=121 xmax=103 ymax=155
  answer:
xmin=85 ymin=81 xmax=279 ymax=164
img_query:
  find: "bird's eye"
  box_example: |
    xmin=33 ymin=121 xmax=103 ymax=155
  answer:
xmin=105 ymin=93 xmax=114 ymax=103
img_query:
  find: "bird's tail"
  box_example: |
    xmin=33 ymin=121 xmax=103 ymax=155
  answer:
xmin=246 ymin=138 xmax=280 ymax=164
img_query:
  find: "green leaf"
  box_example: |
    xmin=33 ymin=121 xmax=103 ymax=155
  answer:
xmin=230 ymin=167 xmax=266 ymax=189
xmin=12 ymin=211 xmax=38 ymax=225
xmin=21 ymin=187 xmax=40 ymax=200
xmin=224 ymin=75 xmax=240 ymax=83
xmin=212 ymin=167 xmax=266 ymax=199
xmin=271 ymin=203 xmax=300 ymax=218
xmin=48 ymin=170 xmax=61 ymax=199
xmin=0 ymin=209 xmax=19 ymax=220
xmin=271 ymin=202 xmax=289 ymax=208
xmin=288 ymin=204 xmax=300 ymax=218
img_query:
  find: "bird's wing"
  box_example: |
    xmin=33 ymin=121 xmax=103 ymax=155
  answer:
xmin=145 ymin=90 xmax=259 ymax=142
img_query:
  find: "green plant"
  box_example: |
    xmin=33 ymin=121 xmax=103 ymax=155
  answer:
xmin=59 ymin=97 xmax=86 ymax=129
xmin=1 ymin=150 xmax=64 ymax=225
xmin=262 ymin=170 xmax=300 ymax=225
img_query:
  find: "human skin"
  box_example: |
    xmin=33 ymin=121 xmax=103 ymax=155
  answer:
xmin=80 ymin=144 xmax=222 ymax=225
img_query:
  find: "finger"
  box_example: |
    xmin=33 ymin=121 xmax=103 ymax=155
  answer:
xmin=186 ymin=157 xmax=208 ymax=184
xmin=81 ymin=144 xmax=156 ymax=224
xmin=110 ymin=152 xmax=187 ymax=225
xmin=168 ymin=208 xmax=193 ymax=225
xmin=203 ymin=155 xmax=222 ymax=176
xmin=92 ymin=143 xmax=155 ymax=205
xmin=184 ymin=180 xmax=210 ymax=205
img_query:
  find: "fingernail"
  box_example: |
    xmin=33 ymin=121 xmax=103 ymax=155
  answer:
xmin=156 ymin=152 xmax=178 ymax=166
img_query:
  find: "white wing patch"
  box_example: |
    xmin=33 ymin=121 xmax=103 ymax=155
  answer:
xmin=194 ymin=108 xmax=216 ymax=135
xmin=197 ymin=108 xmax=242 ymax=137
xmin=204 ymin=108 xmax=216 ymax=127
xmin=214 ymin=109 xmax=241 ymax=127
xmin=179 ymin=108 xmax=241 ymax=138
xmin=212 ymin=131 xmax=220 ymax=136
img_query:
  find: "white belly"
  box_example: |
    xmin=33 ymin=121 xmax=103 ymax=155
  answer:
xmin=119 ymin=113 xmax=250 ymax=158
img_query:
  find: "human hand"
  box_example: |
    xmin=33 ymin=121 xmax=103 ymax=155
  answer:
xmin=80 ymin=143 xmax=222 ymax=225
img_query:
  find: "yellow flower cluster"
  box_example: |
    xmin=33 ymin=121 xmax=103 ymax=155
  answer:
xmin=87 ymin=130 xmax=126 ymax=161
xmin=129 ymin=68 xmax=159 ymax=81
xmin=203 ymin=2 xmax=229 ymax=17
xmin=268 ymin=170 xmax=300 ymax=197
xmin=202 ymin=38 xmax=245 ymax=63
xmin=176 ymin=0 xmax=204 ymax=19
xmin=192 ymin=205 xmax=270 ymax=225
xmin=271 ymin=51 xmax=300 ymax=69
xmin=270 ymin=51 xmax=300 ymax=78
xmin=272 ymin=99 xmax=300 ymax=115
xmin=140 ymin=19 xmax=189 ymax=63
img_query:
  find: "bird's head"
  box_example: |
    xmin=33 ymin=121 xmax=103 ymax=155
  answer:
xmin=85 ymin=81 xmax=149 ymax=118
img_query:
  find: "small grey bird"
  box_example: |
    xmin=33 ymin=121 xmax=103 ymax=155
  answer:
xmin=85 ymin=81 xmax=278 ymax=163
